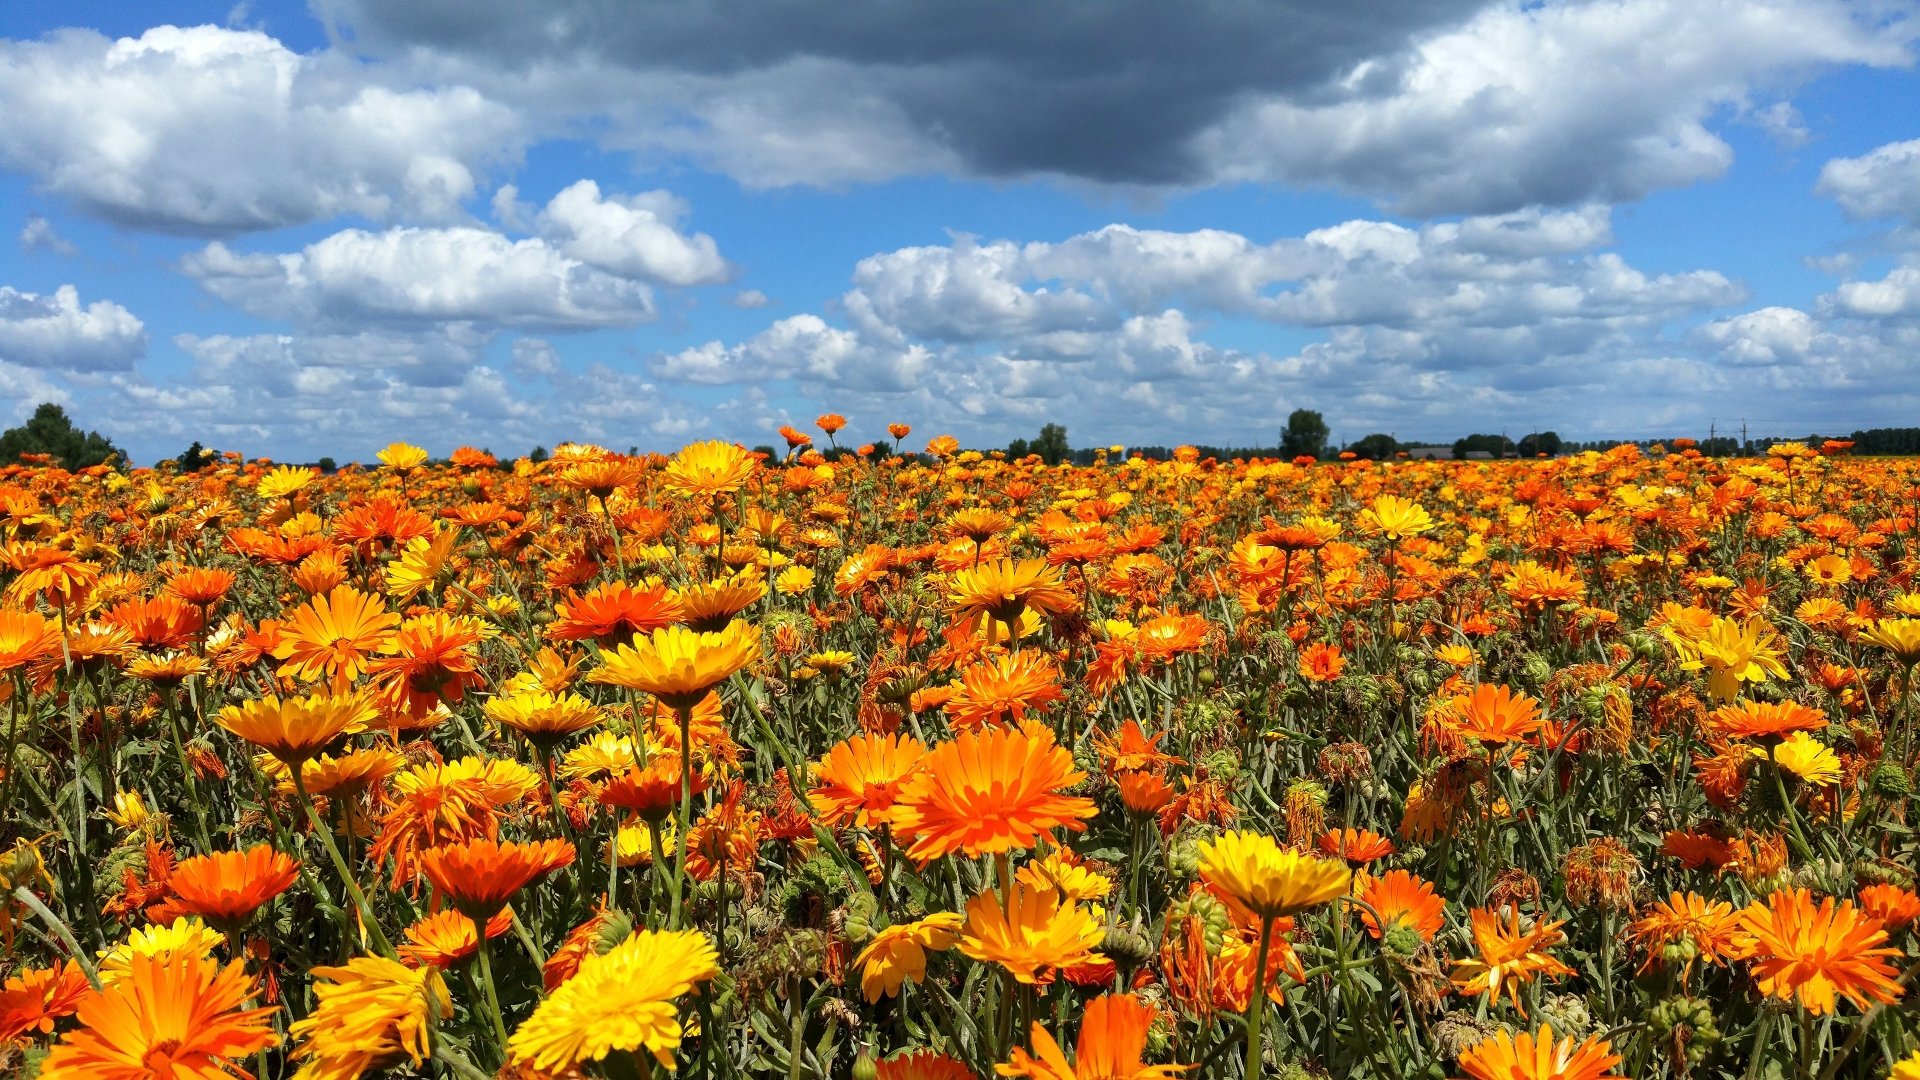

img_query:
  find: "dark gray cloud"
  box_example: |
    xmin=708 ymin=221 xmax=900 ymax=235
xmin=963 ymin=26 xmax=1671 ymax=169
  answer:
xmin=316 ymin=0 xmax=1485 ymax=185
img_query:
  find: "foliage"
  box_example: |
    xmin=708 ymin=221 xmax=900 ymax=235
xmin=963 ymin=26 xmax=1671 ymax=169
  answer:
xmin=0 ymin=402 xmax=122 ymax=470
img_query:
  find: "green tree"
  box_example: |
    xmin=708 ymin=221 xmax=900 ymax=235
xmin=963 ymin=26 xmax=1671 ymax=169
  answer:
xmin=1517 ymin=431 xmax=1563 ymax=457
xmin=174 ymin=440 xmax=217 ymax=472
xmin=528 ymin=445 xmax=550 ymax=464
xmin=1347 ymin=432 xmax=1398 ymax=460
xmin=1034 ymin=423 xmax=1070 ymax=466
xmin=1281 ymin=408 xmax=1329 ymax=459
xmin=316 ymin=456 xmax=338 ymax=473
xmin=1007 ymin=437 xmax=1032 ymax=459
xmin=0 ymin=402 xmax=123 ymax=469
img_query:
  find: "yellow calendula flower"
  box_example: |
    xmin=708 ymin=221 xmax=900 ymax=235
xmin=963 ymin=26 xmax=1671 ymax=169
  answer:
xmin=852 ymin=912 xmax=963 ymax=1002
xmin=589 ymin=621 xmax=762 ymax=711
xmin=1664 ymin=616 xmax=1789 ymax=702
xmin=376 ymin=442 xmax=430 ymax=470
xmin=97 ymin=917 xmax=225 ymax=984
xmin=1197 ymin=830 xmax=1352 ymax=923
xmin=1768 ymin=732 xmax=1842 ymax=787
xmin=773 ymin=565 xmax=816 ymax=596
xmin=102 ymin=790 xmax=150 ymax=833
xmin=1859 ymin=618 xmax=1920 ymax=667
xmin=508 ymin=929 xmax=719 ymax=1071
xmin=289 ymin=957 xmax=450 ymax=1080
xmin=1358 ymin=494 xmax=1433 ymax=540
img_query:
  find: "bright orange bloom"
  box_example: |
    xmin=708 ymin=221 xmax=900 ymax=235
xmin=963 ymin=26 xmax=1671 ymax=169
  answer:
xmin=948 ymin=651 xmax=1065 ymax=730
xmin=1627 ymin=892 xmax=1739 ymax=981
xmin=419 ymin=837 xmax=576 ymax=921
xmin=165 ymin=568 xmax=237 ymax=608
xmin=1091 ymin=720 xmax=1184 ymax=774
xmin=660 ymin=440 xmax=757 ymax=498
xmin=1298 ymin=642 xmax=1346 ymax=683
xmin=854 ymin=912 xmax=963 ymax=1002
xmin=103 ymin=595 xmax=204 ymax=651
xmin=1708 ymin=700 xmax=1827 ymax=742
xmin=0 ymin=962 xmax=90 ymax=1044
xmin=41 ymin=952 xmax=279 ymax=1078
xmin=397 ymin=907 xmax=515 ymax=969
xmin=878 ymin=1050 xmax=973 ymax=1080
xmin=272 ymin=584 xmax=400 ymax=685
xmin=958 ymin=881 xmax=1104 ymax=985
xmin=599 ymin=756 xmax=703 ymax=824
xmin=1317 ymin=828 xmax=1395 ymax=865
xmin=810 ymin=732 xmax=928 ymax=830
xmin=549 ymin=580 xmax=685 ymax=648
xmin=1859 ymin=883 xmax=1920 ymax=929
xmin=1355 ymin=870 xmax=1445 ymax=942
xmin=1452 ymin=683 xmax=1545 ymax=745
xmin=0 ymin=608 xmax=60 ymax=673
xmin=1732 ymin=888 xmax=1903 ymax=1014
xmin=1457 ymin=1024 xmax=1622 ymax=1080
xmin=817 ymin=413 xmax=848 ymax=434
xmin=889 ymin=723 xmax=1098 ymax=862
xmin=1449 ymin=907 xmax=1576 ymax=1015
xmin=162 ymin=845 xmax=300 ymax=932
xmin=998 ymin=993 xmax=1192 ymax=1079
xmin=1114 ymin=771 xmax=1176 ymax=816
xmin=371 ymin=757 xmax=542 ymax=889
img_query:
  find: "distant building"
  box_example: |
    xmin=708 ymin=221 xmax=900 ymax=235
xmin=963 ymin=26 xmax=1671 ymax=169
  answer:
xmin=1403 ymin=446 xmax=1496 ymax=460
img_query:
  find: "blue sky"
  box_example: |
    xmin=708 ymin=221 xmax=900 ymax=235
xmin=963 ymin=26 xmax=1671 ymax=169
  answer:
xmin=0 ymin=0 xmax=1917 ymax=463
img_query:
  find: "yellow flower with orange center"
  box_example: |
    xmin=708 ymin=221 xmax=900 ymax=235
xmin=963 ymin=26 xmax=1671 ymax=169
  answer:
xmin=1196 ymin=830 xmax=1351 ymax=923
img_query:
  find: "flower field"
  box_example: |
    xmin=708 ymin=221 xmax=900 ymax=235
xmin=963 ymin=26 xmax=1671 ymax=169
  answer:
xmin=4 ymin=428 xmax=1920 ymax=1080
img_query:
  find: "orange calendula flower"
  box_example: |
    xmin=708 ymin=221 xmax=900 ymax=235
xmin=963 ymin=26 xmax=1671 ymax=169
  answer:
xmin=548 ymin=580 xmax=685 ymax=648
xmin=854 ymin=912 xmax=963 ymax=1002
xmin=1452 ymin=683 xmax=1545 ymax=745
xmin=957 ymin=881 xmax=1104 ymax=985
xmin=1708 ymin=699 xmax=1826 ymax=742
xmin=397 ymin=907 xmax=516 ymax=969
xmin=888 ymin=722 xmax=1098 ymax=862
xmin=419 ymin=837 xmax=576 ymax=922
xmin=1449 ymin=907 xmax=1576 ymax=1016
xmin=1355 ymin=870 xmax=1445 ymax=943
xmin=1732 ymin=888 xmax=1903 ymax=1014
xmin=1627 ymin=892 xmax=1739 ymax=981
xmin=879 ymin=1049 xmax=975 ymax=1080
xmin=1859 ymin=883 xmax=1920 ymax=929
xmin=0 ymin=608 xmax=60 ymax=673
xmin=1317 ymin=828 xmax=1394 ymax=865
xmin=660 ymin=440 xmax=757 ymax=498
xmin=42 ymin=952 xmax=279 ymax=1078
xmin=1197 ymin=830 xmax=1351 ymax=923
xmin=162 ymin=844 xmax=300 ymax=933
xmin=948 ymin=651 xmax=1066 ymax=730
xmin=1091 ymin=720 xmax=1184 ymax=774
xmin=998 ymin=992 xmax=1192 ymax=1079
xmin=1456 ymin=1024 xmax=1622 ymax=1080
xmin=810 ymin=731 xmax=928 ymax=830
xmin=272 ymin=584 xmax=401 ymax=686
xmin=0 ymin=962 xmax=90 ymax=1044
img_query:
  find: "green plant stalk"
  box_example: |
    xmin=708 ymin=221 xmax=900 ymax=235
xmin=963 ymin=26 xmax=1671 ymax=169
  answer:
xmin=1245 ymin=914 xmax=1275 ymax=1080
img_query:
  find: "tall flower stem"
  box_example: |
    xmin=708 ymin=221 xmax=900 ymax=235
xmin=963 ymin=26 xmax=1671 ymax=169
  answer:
xmin=669 ymin=703 xmax=695 ymax=928
xmin=291 ymin=771 xmax=395 ymax=959
xmin=475 ymin=927 xmax=513 ymax=1053
xmin=1245 ymin=914 xmax=1275 ymax=1080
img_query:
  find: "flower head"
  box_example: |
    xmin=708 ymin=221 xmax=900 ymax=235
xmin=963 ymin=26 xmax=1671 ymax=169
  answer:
xmin=290 ymin=956 xmax=449 ymax=1080
xmin=998 ymin=993 xmax=1192 ymax=1079
xmin=43 ymin=952 xmax=278 ymax=1077
xmin=507 ymin=929 xmax=719 ymax=1071
xmin=1456 ymin=1024 xmax=1622 ymax=1080
xmin=216 ymin=691 xmax=377 ymax=769
xmin=1733 ymin=888 xmax=1902 ymax=1014
xmin=889 ymin=723 xmax=1097 ymax=862
xmin=811 ymin=732 xmax=928 ymax=830
xmin=590 ymin=621 xmax=761 ymax=711
xmin=419 ymin=837 xmax=576 ymax=922
xmin=1197 ymin=830 xmax=1351 ymax=923
xmin=164 ymin=844 xmax=300 ymax=933
xmin=854 ymin=912 xmax=963 ymax=1002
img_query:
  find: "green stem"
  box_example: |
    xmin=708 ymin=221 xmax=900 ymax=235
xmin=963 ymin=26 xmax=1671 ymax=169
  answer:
xmin=12 ymin=885 xmax=102 ymax=989
xmin=475 ymin=927 xmax=513 ymax=1055
xmin=1246 ymin=915 xmax=1275 ymax=1080
xmin=291 ymin=771 xmax=396 ymax=959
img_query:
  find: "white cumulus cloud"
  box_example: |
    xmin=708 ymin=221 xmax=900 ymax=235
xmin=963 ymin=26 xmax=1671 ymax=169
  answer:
xmin=0 ymin=285 xmax=146 ymax=371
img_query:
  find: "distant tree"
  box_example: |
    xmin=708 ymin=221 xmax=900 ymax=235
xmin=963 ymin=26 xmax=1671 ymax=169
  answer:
xmin=1452 ymin=433 xmax=1515 ymax=459
xmin=1281 ymin=409 xmax=1329 ymax=459
xmin=1034 ymin=423 xmax=1070 ymax=466
xmin=0 ymin=403 xmax=123 ymax=470
xmin=528 ymin=445 xmax=550 ymax=464
xmin=1007 ymin=437 xmax=1032 ymax=459
xmin=752 ymin=445 xmax=779 ymax=463
xmin=1347 ymin=433 xmax=1398 ymax=460
xmin=174 ymin=440 xmax=217 ymax=472
xmin=316 ymin=456 xmax=338 ymax=473
xmin=868 ymin=439 xmax=892 ymax=457
xmin=1517 ymin=431 xmax=1563 ymax=457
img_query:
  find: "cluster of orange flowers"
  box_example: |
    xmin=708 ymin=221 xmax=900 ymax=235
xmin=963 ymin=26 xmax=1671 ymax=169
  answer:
xmin=0 ymin=429 xmax=1918 ymax=1079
